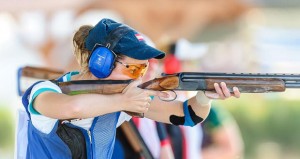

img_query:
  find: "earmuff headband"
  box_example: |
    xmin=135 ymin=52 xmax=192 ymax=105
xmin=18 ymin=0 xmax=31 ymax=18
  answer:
xmin=104 ymin=26 xmax=132 ymax=51
xmin=88 ymin=26 xmax=132 ymax=78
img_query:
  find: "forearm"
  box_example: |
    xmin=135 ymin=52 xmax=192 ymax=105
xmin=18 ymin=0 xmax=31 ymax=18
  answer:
xmin=145 ymin=92 xmax=212 ymax=125
xmin=202 ymin=125 xmax=244 ymax=159
xmin=202 ymin=147 xmax=236 ymax=159
xmin=160 ymin=145 xmax=175 ymax=159
xmin=69 ymin=94 xmax=124 ymax=119
xmin=144 ymin=99 xmax=183 ymax=124
xmin=188 ymin=92 xmax=212 ymax=122
xmin=34 ymin=92 xmax=124 ymax=119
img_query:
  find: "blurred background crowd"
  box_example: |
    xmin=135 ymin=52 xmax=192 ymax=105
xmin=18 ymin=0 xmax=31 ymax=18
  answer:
xmin=1 ymin=0 xmax=300 ymax=159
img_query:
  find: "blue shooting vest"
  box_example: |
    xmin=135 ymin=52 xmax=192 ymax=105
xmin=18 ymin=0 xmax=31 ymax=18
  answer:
xmin=22 ymin=73 xmax=120 ymax=159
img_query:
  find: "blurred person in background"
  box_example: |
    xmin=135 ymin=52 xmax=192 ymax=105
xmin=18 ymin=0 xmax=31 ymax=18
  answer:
xmin=21 ymin=18 xmax=240 ymax=159
xmin=136 ymin=58 xmax=174 ymax=159
xmin=201 ymin=105 xmax=244 ymax=159
xmin=163 ymin=44 xmax=203 ymax=159
xmin=112 ymin=38 xmax=174 ymax=159
xmin=162 ymin=39 xmax=244 ymax=159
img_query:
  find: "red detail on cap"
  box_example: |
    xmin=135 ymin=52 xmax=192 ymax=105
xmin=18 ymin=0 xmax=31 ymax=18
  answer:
xmin=135 ymin=33 xmax=144 ymax=41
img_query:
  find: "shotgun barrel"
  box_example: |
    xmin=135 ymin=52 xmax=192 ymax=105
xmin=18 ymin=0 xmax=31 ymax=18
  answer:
xmin=138 ymin=72 xmax=300 ymax=93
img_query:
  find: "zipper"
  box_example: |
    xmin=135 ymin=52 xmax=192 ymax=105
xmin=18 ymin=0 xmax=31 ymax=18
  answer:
xmin=88 ymin=130 xmax=93 ymax=159
xmin=88 ymin=130 xmax=92 ymax=143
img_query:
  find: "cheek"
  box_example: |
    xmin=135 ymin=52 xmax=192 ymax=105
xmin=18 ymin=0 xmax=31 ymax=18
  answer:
xmin=108 ymin=66 xmax=131 ymax=80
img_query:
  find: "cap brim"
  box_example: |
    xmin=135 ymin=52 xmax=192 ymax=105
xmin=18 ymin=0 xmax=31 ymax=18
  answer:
xmin=121 ymin=43 xmax=165 ymax=60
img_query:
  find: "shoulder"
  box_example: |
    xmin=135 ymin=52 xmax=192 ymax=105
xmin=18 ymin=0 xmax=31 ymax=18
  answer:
xmin=31 ymin=81 xmax=62 ymax=94
xmin=29 ymin=81 xmax=62 ymax=103
xmin=26 ymin=81 xmax=62 ymax=134
xmin=27 ymin=81 xmax=62 ymax=115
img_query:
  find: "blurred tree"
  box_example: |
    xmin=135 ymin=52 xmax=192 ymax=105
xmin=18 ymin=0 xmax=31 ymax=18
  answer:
xmin=0 ymin=107 xmax=14 ymax=149
xmin=218 ymin=94 xmax=300 ymax=158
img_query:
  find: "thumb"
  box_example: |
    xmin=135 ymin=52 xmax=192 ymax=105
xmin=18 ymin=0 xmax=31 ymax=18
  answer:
xmin=131 ymin=77 xmax=143 ymax=88
xmin=122 ymin=78 xmax=143 ymax=93
xmin=204 ymin=91 xmax=220 ymax=99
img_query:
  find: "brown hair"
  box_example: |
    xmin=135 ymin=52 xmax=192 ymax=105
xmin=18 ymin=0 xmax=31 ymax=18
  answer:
xmin=73 ymin=25 xmax=93 ymax=74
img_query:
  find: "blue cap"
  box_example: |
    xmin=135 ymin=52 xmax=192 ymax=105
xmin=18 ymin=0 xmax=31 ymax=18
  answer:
xmin=85 ymin=18 xmax=165 ymax=60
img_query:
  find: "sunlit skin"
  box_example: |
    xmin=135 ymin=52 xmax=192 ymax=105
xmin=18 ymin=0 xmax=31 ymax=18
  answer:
xmin=33 ymin=56 xmax=240 ymax=124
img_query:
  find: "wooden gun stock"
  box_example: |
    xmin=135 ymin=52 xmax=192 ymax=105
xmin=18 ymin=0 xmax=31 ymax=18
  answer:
xmin=21 ymin=66 xmax=64 ymax=79
xmin=120 ymin=121 xmax=154 ymax=159
xmin=57 ymin=80 xmax=131 ymax=95
xmin=204 ymin=78 xmax=285 ymax=93
xmin=18 ymin=66 xmax=141 ymax=117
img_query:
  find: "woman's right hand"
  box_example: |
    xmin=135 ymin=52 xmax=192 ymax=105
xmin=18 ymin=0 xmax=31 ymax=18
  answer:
xmin=121 ymin=79 xmax=168 ymax=113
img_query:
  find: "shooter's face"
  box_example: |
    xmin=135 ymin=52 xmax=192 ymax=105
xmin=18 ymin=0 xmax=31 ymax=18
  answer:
xmin=107 ymin=56 xmax=149 ymax=80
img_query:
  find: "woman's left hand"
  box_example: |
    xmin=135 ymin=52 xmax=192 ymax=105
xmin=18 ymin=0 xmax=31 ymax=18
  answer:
xmin=204 ymin=82 xmax=240 ymax=99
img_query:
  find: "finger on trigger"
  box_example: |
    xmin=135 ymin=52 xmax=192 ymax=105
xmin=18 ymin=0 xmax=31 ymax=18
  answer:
xmin=123 ymin=78 xmax=142 ymax=93
xmin=145 ymin=90 xmax=165 ymax=98
xmin=132 ymin=78 xmax=143 ymax=87
xmin=158 ymin=91 xmax=169 ymax=98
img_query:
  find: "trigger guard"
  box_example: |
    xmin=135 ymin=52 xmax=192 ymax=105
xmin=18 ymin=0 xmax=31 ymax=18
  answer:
xmin=158 ymin=90 xmax=177 ymax=102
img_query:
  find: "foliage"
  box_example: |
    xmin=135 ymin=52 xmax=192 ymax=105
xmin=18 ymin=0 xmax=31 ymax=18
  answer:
xmin=216 ymin=93 xmax=300 ymax=158
xmin=0 ymin=107 xmax=15 ymax=149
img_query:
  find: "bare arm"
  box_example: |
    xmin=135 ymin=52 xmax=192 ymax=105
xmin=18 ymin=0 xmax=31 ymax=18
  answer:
xmin=33 ymin=79 xmax=165 ymax=120
xmin=160 ymin=144 xmax=175 ymax=159
xmin=144 ymin=94 xmax=210 ymax=124
xmin=145 ymin=82 xmax=240 ymax=124
xmin=33 ymin=92 xmax=124 ymax=119
xmin=201 ymin=122 xmax=244 ymax=159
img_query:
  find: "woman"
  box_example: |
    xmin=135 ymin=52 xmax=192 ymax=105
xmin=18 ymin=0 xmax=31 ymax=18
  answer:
xmin=22 ymin=18 xmax=240 ymax=159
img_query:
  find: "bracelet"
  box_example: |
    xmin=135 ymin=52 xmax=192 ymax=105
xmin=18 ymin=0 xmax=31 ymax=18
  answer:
xmin=196 ymin=91 xmax=212 ymax=106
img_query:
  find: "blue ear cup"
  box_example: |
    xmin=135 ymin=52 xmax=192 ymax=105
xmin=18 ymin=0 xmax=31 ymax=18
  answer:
xmin=88 ymin=46 xmax=116 ymax=78
xmin=87 ymin=26 xmax=131 ymax=78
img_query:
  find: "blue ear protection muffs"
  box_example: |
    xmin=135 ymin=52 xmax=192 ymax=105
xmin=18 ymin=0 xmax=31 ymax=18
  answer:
xmin=88 ymin=46 xmax=116 ymax=78
xmin=88 ymin=26 xmax=131 ymax=78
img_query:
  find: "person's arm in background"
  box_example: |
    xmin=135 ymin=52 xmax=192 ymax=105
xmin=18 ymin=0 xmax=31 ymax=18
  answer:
xmin=160 ymin=142 xmax=175 ymax=159
xmin=156 ymin=122 xmax=175 ymax=159
xmin=201 ymin=105 xmax=244 ymax=159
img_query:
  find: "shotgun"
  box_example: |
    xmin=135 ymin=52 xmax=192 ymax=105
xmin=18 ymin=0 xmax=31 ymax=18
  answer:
xmin=120 ymin=121 xmax=154 ymax=159
xmin=19 ymin=66 xmax=300 ymax=96
xmin=19 ymin=66 xmax=300 ymax=117
xmin=139 ymin=72 xmax=300 ymax=93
